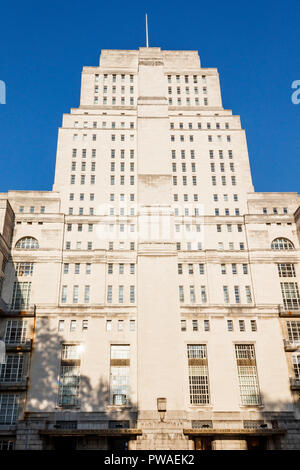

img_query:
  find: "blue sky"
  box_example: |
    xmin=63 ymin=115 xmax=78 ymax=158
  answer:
xmin=0 ymin=0 xmax=299 ymax=193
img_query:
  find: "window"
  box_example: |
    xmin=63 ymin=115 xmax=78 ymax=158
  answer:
xmin=234 ymin=286 xmax=240 ymax=304
xmin=251 ymin=320 xmax=257 ymax=332
xmin=243 ymin=264 xmax=248 ymax=275
xmin=227 ymin=320 xmax=233 ymax=331
xmin=110 ymin=345 xmax=130 ymax=405
xmin=58 ymin=320 xmax=64 ymax=331
xmin=84 ymin=286 xmax=90 ymax=303
xmin=223 ymin=286 xmax=229 ymax=304
xmin=199 ymin=264 xmax=204 ymax=275
xmin=271 ymin=238 xmax=294 ymax=250
xmin=239 ymin=320 xmax=245 ymax=332
xmin=58 ymin=344 xmax=81 ymax=407
xmin=245 ymin=286 xmax=252 ymax=303
xmin=16 ymin=262 xmax=33 ymax=276
xmin=235 ymin=345 xmax=261 ymax=405
xmin=277 ymin=263 xmax=296 ymax=277
xmin=11 ymin=282 xmax=31 ymax=310
xmin=0 ymin=394 xmax=19 ymax=424
xmin=130 ymin=286 xmax=135 ymax=304
xmin=0 ymin=355 xmax=23 ymax=383
xmin=15 ymin=237 xmax=39 ymax=250
xmin=119 ymin=286 xmax=124 ymax=303
xmin=187 ymin=345 xmax=210 ymax=404
xmin=61 ymin=286 xmax=67 ymax=303
xmin=179 ymin=286 xmax=184 ymax=303
xmin=201 ymin=286 xmax=207 ymax=303
xmin=4 ymin=320 xmax=27 ymax=344
xmin=192 ymin=320 xmax=198 ymax=331
xmin=190 ymin=286 xmax=195 ymax=303
xmin=73 ymin=286 xmax=79 ymax=303
xmin=292 ymin=354 xmax=300 ymax=379
xmin=280 ymin=282 xmax=300 ymax=310
xmin=204 ymin=320 xmax=210 ymax=331
xmin=221 ymin=264 xmax=226 ymax=275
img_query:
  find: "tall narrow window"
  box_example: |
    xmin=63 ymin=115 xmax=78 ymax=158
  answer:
xmin=58 ymin=344 xmax=81 ymax=407
xmin=0 ymin=395 xmax=19 ymax=424
xmin=119 ymin=286 xmax=124 ymax=304
xmin=110 ymin=345 xmax=130 ymax=405
xmin=280 ymin=282 xmax=300 ymax=310
xmin=245 ymin=286 xmax=252 ymax=303
xmin=235 ymin=344 xmax=261 ymax=405
xmin=73 ymin=286 xmax=79 ymax=304
xmin=107 ymin=286 xmax=112 ymax=304
xmin=179 ymin=286 xmax=184 ymax=303
xmin=130 ymin=286 xmax=135 ymax=303
xmin=187 ymin=345 xmax=210 ymax=404
xmin=223 ymin=286 xmax=229 ymax=304
xmin=11 ymin=282 xmax=31 ymax=310
xmin=190 ymin=286 xmax=195 ymax=303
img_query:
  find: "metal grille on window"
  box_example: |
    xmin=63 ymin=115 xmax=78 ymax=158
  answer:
xmin=110 ymin=345 xmax=130 ymax=405
xmin=235 ymin=344 xmax=261 ymax=405
xmin=187 ymin=345 xmax=210 ymax=405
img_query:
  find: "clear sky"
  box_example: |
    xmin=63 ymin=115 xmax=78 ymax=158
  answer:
xmin=0 ymin=0 xmax=299 ymax=193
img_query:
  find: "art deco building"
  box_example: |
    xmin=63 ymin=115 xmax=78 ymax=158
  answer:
xmin=0 ymin=47 xmax=300 ymax=450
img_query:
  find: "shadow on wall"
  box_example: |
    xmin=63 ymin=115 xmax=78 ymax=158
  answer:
xmin=24 ymin=316 xmax=136 ymax=423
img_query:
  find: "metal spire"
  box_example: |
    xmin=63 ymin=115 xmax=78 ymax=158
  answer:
xmin=146 ymin=13 xmax=149 ymax=47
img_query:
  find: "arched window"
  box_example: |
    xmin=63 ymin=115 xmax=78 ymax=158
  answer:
xmin=15 ymin=237 xmax=39 ymax=250
xmin=271 ymin=238 xmax=294 ymax=250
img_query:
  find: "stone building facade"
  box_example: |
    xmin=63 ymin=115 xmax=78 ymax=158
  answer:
xmin=0 ymin=47 xmax=299 ymax=450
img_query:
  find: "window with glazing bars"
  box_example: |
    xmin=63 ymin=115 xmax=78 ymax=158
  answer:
xmin=4 ymin=320 xmax=27 ymax=344
xmin=187 ymin=345 xmax=210 ymax=405
xmin=11 ymin=282 xmax=31 ymax=310
xmin=287 ymin=321 xmax=300 ymax=342
xmin=0 ymin=394 xmax=19 ymax=424
xmin=292 ymin=354 xmax=300 ymax=378
xmin=110 ymin=345 xmax=130 ymax=405
xmin=0 ymin=355 xmax=23 ymax=382
xmin=15 ymin=262 xmax=34 ymax=277
xmin=58 ymin=345 xmax=81 ymax=407
xmin=277 ymin=263 xmax=296 ymax=277
xmin=235 ymin=344 xmax=261 ymax=405
xmin=280 ymin=282 xmax=300 ymax=310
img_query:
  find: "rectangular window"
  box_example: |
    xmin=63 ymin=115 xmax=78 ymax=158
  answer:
xmin=58 ymin=344 xmax=81 ymax=407
xmin=61 ymin=285 xmax=67 ymax=304
xmin=110 ymin=345 xmax=130 ymax=405
xmin=107 ymin=286 xmax=112 ymax=303
xmin=239 ymin=320 xmax=245 ymax=331
xmin=187 ymin=345 xmax=210 ymax=404
xmin=0 ymin=354 xmax=24 ymax=383
xmin=73 ymin=286 xmax=79 ymax=304
xmin=11 ymin=282 xmax=31 ymax=310
xmin=0 ymin=394 xmax=19 ymax=424
xmin=277 ymin=263 xmax=296 ymax=277
xmin=192 ymin=320 xmax=198 ymax=331
xmin=201 ymin=286 xmax=207 ymax=303
xmin=227 ymin=320 xmax=233 ymax=331
xmin=119 ymin=286 xmax=124 ymax=303
xmin=223 ymin=286 xmax=229 ymax=304
xmin=190 ymin=286 xmax=195 ymax=303
xmin=234 ymin=286 xmax=240 ymax=304
xmin=179 ymin=286 xmax=184 ymax=303
xmin=245 ymin=286 xmax=252 ymax=303
xmin=130 ymin=286 xmax=135 ymax=303
xmin=84 ymin=286 xmax=90 ymax=303
xmin=16 ymin=262 xmax=34 ymax=277
xmin=251 ymin=320 xmax=257 ymax=332
xmin=235 ymin=345 xmax=261 ymax=405
xmin=280 ymin=282 xmax=300 ymax=310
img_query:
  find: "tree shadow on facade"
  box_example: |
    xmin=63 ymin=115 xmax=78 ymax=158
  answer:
xmin=20 ymin=316 xmax=137 ymax=450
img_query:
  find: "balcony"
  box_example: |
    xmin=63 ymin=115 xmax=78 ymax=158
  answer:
xmin=5 ymin=339 xmax=32 ymax=352
xmin=0 ymin=377 xmax=28 ymax=391
xmin=279 ymin=305 xmax=300 ymax=317
xmin=290 ymin=378 xmax=300 ymax=390
xmin=283 ymin=339 xmax=300 ymax=351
